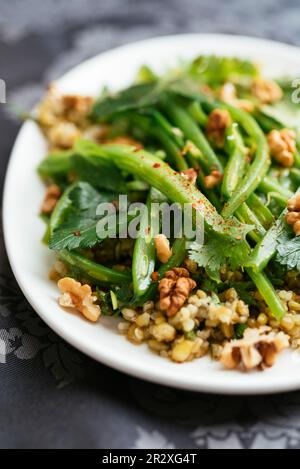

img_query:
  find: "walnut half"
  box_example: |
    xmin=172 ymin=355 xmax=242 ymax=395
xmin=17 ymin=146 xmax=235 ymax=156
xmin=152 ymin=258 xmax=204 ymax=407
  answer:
xmin=158 ymin=267 xmax=196 ymax=317
xmin=204 ymin=170 xmax=223 ymax=189
xmin=267 ymin=129 xmax=296 ymax=168
xmin=286 ymin=194 xmax=300 ymax=236
xmin=58 ymin=277 xmax=101 ymax=322
xmin=41 ymin=184 xmax=61 ymax=214
xmin=220 ymin=326 xmax=289 ymax=370
xmin=251 ymin=78 xmax=283 ymax=104
xmin=206 ymin=109 xmax=231 ymax=148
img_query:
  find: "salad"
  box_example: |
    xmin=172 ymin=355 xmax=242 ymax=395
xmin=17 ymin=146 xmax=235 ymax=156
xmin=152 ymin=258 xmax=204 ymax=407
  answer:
xmin=34 ymin=55 xmax=300 ymax=371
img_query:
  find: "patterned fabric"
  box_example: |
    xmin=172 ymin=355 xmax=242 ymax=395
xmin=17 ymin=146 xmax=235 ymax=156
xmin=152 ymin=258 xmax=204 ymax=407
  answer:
xmin=1 ymin=0 xmax=300 ymax=449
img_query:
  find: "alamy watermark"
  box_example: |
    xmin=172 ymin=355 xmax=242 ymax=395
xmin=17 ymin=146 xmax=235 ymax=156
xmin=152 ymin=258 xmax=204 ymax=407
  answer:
xmin=95 ymin=195 xmax=204 ymax=245
xmin=0 ymin=79 xmax=6 ymax=104
xmin=292 ymin=78 xmax=300 ymax=104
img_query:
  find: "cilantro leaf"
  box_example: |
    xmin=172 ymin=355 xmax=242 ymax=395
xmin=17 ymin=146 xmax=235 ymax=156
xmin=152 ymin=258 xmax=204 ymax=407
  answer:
xmin=189 ymin=231 xmax=250 ymax=280
xmin=49 ymin=182 xmax=120 ymax=250
xmin=188 ymin=55 xmax=258 ymax=86
xmin=276 ymin=236 xmax=300 ymax=272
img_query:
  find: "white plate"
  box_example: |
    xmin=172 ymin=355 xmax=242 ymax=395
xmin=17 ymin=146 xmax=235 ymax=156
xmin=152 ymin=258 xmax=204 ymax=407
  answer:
xmin=4 ymin=34 xmax=300 ymax=395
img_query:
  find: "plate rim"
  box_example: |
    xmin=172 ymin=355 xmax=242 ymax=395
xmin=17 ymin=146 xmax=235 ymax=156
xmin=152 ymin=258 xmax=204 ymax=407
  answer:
xmin=4 ymin=32 xmax=300 ymax=395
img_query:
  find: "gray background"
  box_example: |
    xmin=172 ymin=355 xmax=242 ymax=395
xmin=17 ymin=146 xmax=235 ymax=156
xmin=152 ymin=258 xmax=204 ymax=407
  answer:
xmin=1 ymin=0 xmax=300 ymax=449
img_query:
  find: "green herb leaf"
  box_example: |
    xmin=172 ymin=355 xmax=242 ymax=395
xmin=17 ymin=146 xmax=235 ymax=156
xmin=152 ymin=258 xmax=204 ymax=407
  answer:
xmin=228 ymin=282 xmax=258 ymax=307
xmin=73 ymin=140 xmax=127 ymax=192
xmin=188 ymin=55 xmax=258 ymax=86
xmin=189 ymin=231 xmax=250 ymax=279
xmin=37 ymin=150 xmax=73 ymax=180
xmin=234 ymin=323 xmax=247 ymax=339
xmin=91 ymin=82 xmax=159 ymax=121
xmin=48 ymin=182 xmax=120 ymax=250
xmin=276 ymin=235 xmax=300 ymax=272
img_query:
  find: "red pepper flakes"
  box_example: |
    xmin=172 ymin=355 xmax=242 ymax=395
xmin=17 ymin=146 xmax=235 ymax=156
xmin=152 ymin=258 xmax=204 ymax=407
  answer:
xmin=152 ymin=163 xmax=161 ymax=168
xmin=151 ymin=271 xmax=159 ymax=282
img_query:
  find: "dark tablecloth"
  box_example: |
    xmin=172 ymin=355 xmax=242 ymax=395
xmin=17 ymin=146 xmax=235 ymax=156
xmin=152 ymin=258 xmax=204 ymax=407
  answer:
xmin=1 ymin=0 xmax=300 ymax=449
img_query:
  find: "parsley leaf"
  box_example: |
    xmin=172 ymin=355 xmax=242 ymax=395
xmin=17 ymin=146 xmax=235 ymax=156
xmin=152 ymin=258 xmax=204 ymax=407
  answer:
xmin=90 ymin=82 xmax=161 ymax=121
xmin=73 ymin=140 xmax=127 ymax=193
xmin=189 ymin=231 xmax=250 ymax=280
xmin=49 ymin=182 xmax=121 ymax=250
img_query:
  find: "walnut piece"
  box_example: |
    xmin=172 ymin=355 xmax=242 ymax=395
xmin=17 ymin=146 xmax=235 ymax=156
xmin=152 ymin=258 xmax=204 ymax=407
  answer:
xmin=251 ymin=78 xmax=283 ymax=104
xmin=41 ymin=184 xmax=61 ymax=214
xmin=267 ymin=129 xmax=296 ymax=167
xmin=286 ymin=194 xmax=300 ymax=236
xmin=48 ymin=121 xmax=81 ymax=149
xmin=206 ymin=109 xmax=231 ymax=147
xmin=219 ymin=82 xmax=254 ymax=112
xmin=37 ymin=85 xmax=93 ymax=132
xmin=220 ymin=326 xmax=289 ymax=370
xmin=104 ymin=135 xmax=143 ymax=150
xmin=158 ymin=267 xmax=196 ymax=317
xmin=180 ymin=168 xmax=198 ymax=185
xmin=154 ymin=234 xmax=172 ymax=263
xmin=204 ymin=170 xmax=223 ymax=189
xmin=58 ymin=277 xmax=101 ymax=322
xmin=61 ymin=95 xmax=93 ymax=124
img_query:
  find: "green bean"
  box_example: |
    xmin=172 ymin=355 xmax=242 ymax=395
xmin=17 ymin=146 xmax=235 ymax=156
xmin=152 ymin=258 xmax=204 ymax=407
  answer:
xmin=125 ymin=180 xmax=149 ymax=191
xmin=133 ymin=237 xmax=186 ymax=304
xmin=235 ymin=203 xmax=266 ymax=244
xmin=92 ymin=143 xmax=245 ymax=240
xmin=59 ymin=250 xmax=131 ymax=285
xmin=294 ymin=151 xmax=300 ymax=170
xmin=290 ymin=167 xmax=300 ymax=186
xmin=247 ymin=193 xmax=274 ymax=229
xmin=150 ymin=110 xmax=185 ymax=147
xmin=132 ymin=188 xmax=166 ymax=297
xmin=219 ymin=124 xmax=271 ymax=235
xmin=195 ymin=95 xmax=270 ymax=218
xmin=246 ymin=208 xmax=288 ymax=272
xmin=258 ymin=176 xmax=292 ymax=201
xmin=246 ymin=268 xmax=285 ymax=320
xmin=130 ymin=112 xmax=188 ymax=171
xmin=221 ymin=105 xmax=270 ymax=218
xmin=253 ymin=111 xmax=282 ymax=133
xmin=187 ymin=101 xmax=208 ymax=126
xmin=222 ymin=124 xmax=247 ymax=198
xmin=161 ymin=95 xmax=223 ymax=173
xmin=152 ymin=128 xmax=188 ymax=171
